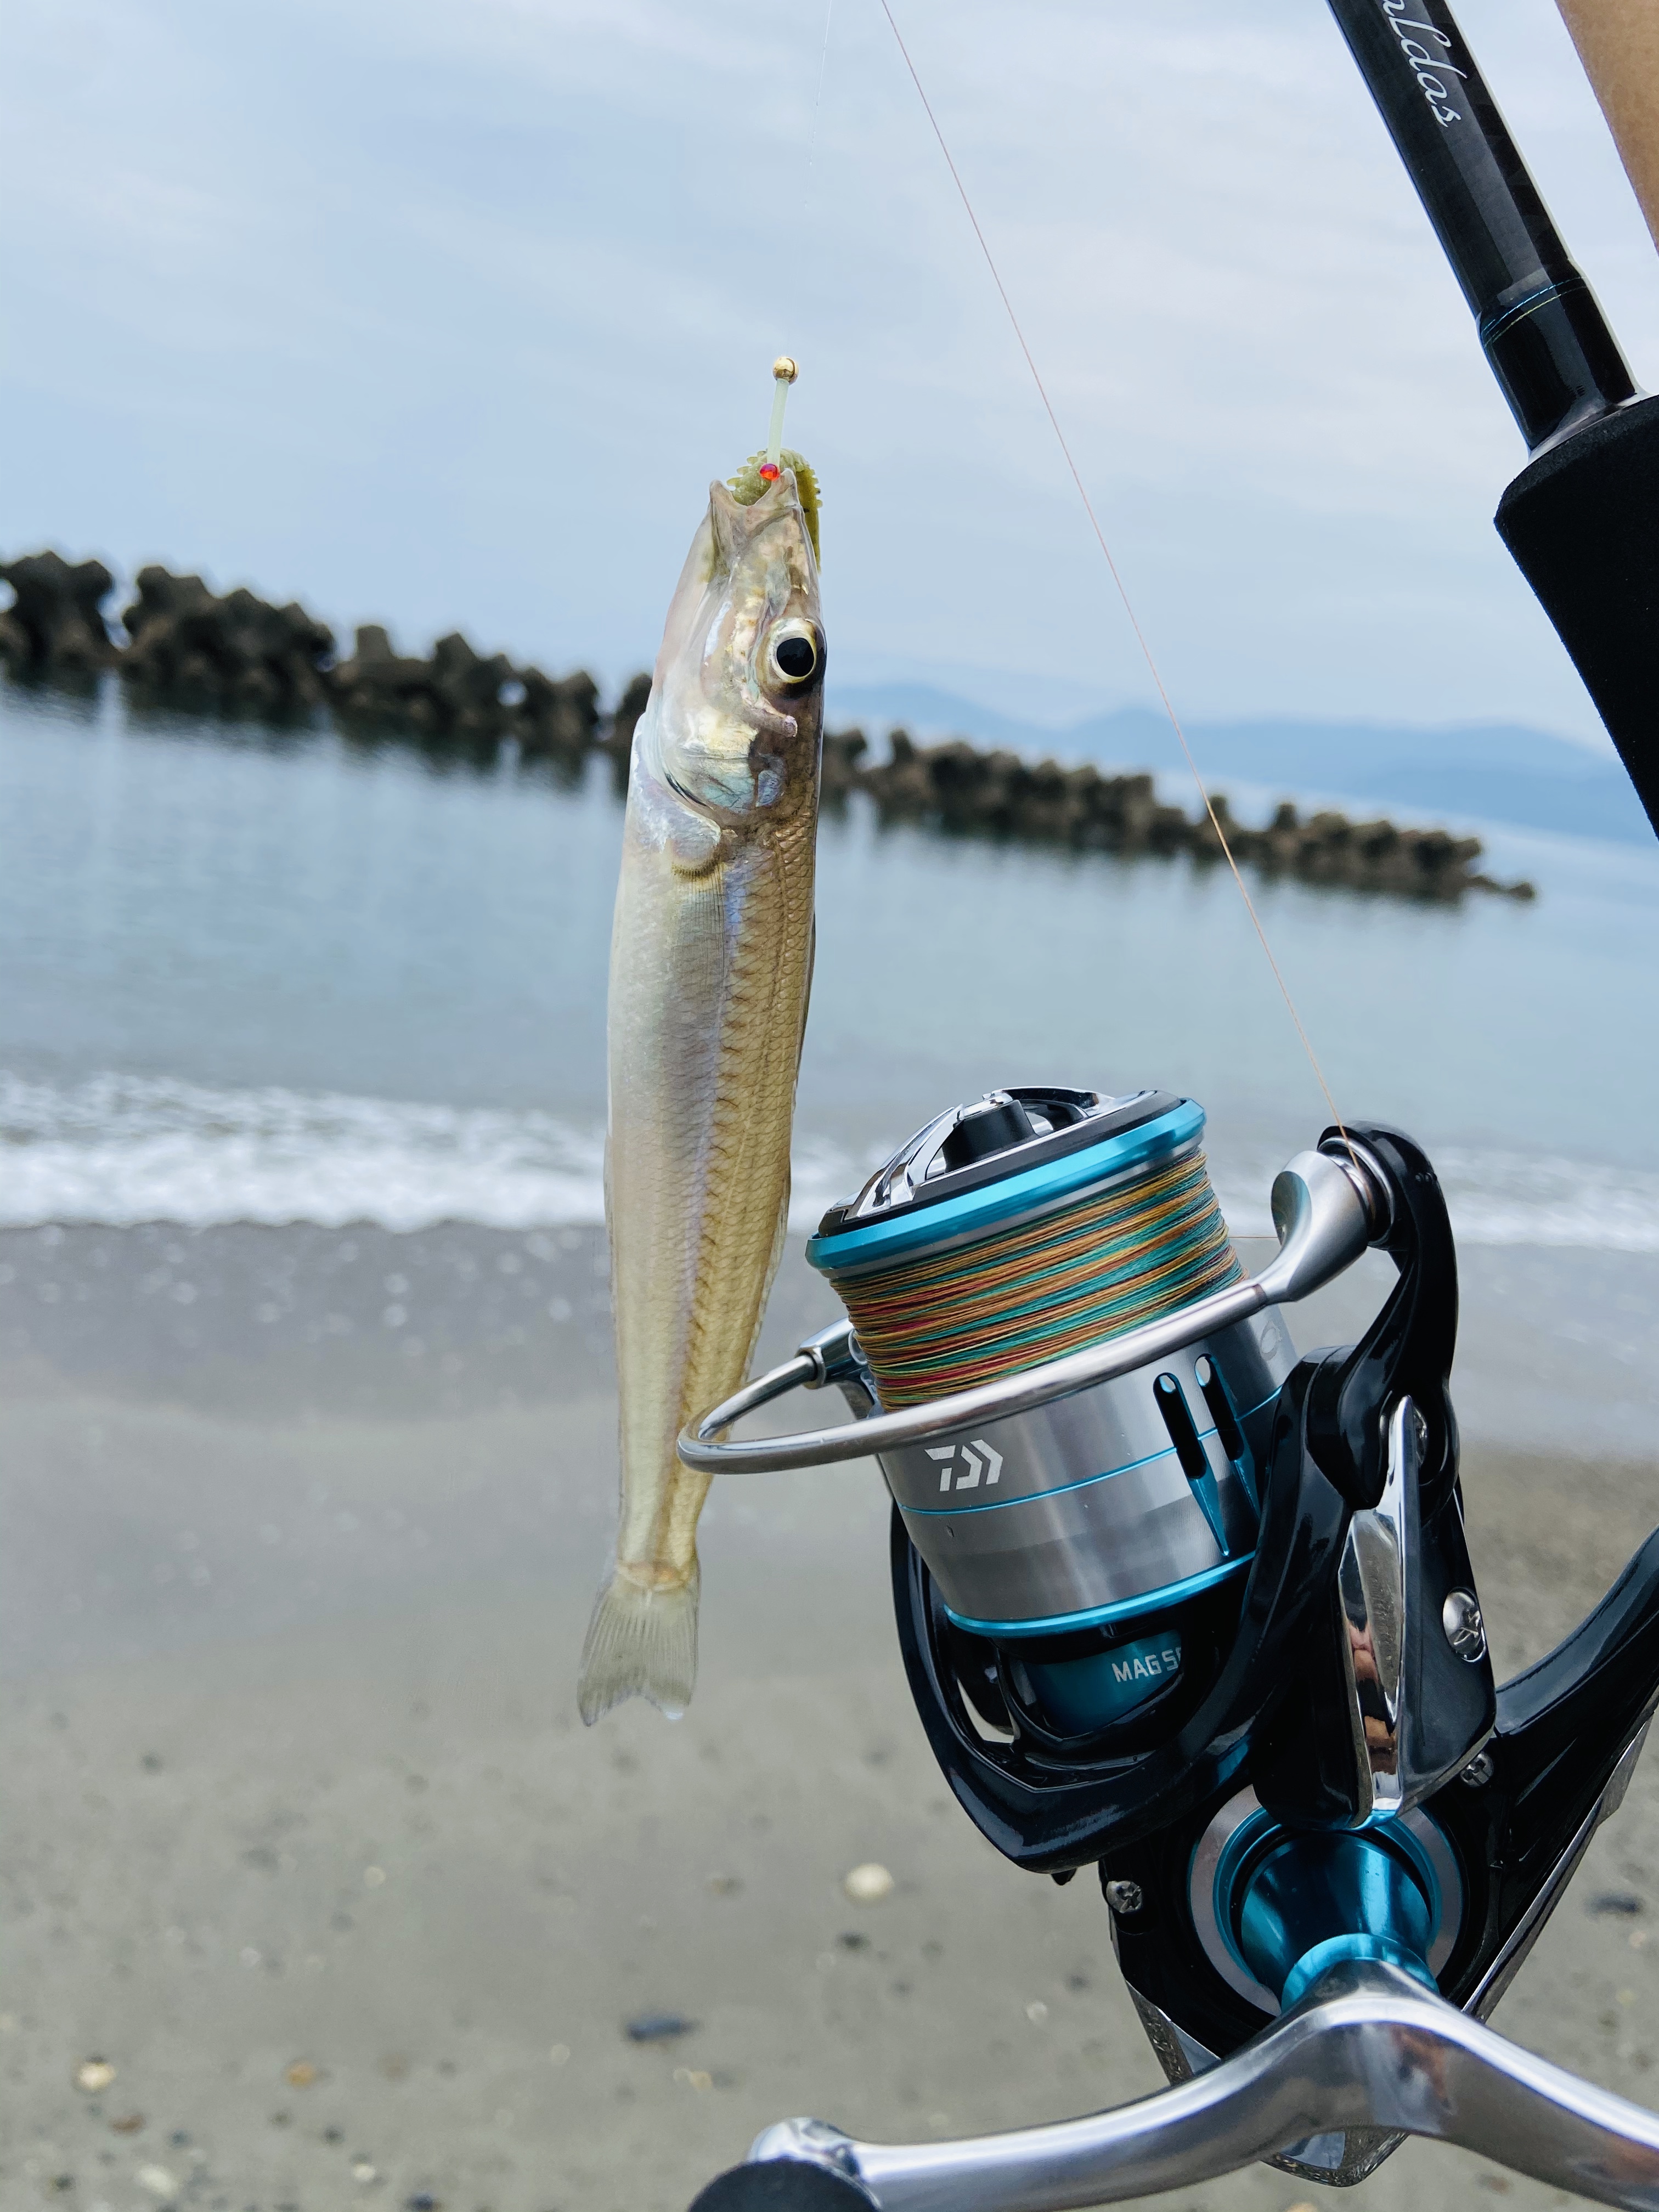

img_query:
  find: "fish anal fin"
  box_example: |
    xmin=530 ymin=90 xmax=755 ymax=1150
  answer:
xmin=740 ymin=1171 xmax=791 ymax=1381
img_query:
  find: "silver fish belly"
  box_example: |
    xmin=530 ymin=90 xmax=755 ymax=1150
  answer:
xmin=578 ymin=466 xmax=824 ymax=1723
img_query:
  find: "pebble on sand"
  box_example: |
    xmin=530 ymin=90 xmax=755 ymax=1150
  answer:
xmin=136 ymin=2166 xmax=179 ymax=2202
xmin=843 ymin=1862 xmax=895 ymax=1904
xmin=75 ymin=2058 xmax=116 ymax=2092
xmin=625 ymin=2012 xmax=695 ymax=2042
xmin=285 ymin=2060 xmax=318 ymax=2087
xmin=352 ymin=2160 xmax=378 ymax=2183
xmin=110 ymin=2112 xmax=145 ymax=2132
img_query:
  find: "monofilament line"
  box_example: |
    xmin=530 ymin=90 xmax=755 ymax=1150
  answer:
xmin=803 ymin=0 xmax=837 ymax=222
xmin=876 ymin=0 xmax=1352 ymax=1147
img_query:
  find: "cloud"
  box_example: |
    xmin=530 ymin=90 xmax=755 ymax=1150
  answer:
xmin=3 ymin=0 xmax=1654 ymax=737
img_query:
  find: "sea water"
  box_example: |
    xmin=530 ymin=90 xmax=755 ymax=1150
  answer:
xmin=4 ymin=675 xmax=1659 ymax=1456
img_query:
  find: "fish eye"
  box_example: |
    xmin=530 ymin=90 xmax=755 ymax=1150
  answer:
xmin=767 ymin=623 xmax=822 ymax=690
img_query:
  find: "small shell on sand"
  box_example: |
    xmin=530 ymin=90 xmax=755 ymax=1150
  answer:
xmin=285 ymin=2061 xmax=317 ymax=2087
xmin=842 ymin=1862 xmax=894 ymax=1904
xmin=75 ymin=2058 xmax=116 ymax=2092
xmin=137 ymin=2167 xmax=179 ymax=2202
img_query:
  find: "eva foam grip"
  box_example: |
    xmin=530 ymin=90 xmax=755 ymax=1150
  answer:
xmin=1495 ymin=393 xmax=1659 ymax=841
xmin=1554 ymin=1 xmax=1659 ymax=250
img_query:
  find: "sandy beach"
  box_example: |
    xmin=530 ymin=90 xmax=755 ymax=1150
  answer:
xmin=3 ymin=1222 xmax=1659 ymax=2212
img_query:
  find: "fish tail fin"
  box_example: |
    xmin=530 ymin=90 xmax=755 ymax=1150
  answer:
xmin=577 ymin=1565 xmax=699 ymax=1725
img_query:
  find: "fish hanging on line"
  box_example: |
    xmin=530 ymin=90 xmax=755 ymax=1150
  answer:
xmin=578 ymin=370 xmax=825 ymax=1724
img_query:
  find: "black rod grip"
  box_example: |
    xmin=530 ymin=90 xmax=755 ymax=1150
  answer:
xmin=1324 ymin=0 xmax=1634 ymax=448
xmin=1495 ymin=394 xmax=1659 ymax=838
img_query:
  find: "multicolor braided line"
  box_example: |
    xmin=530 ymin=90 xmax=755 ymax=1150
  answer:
xmin=835 ymin=1152 xmax=1240 ymax=1409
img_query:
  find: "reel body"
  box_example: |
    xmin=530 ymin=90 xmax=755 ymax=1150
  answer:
xmin=680 ymin=1087 xmax=1659 ymax=2204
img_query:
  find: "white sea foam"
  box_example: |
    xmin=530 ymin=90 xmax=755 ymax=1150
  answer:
xmin=0 ymin=1072 xmax=870 ymax=1235
xmin=5 ymin=1072 xmax=1659 ymax=1251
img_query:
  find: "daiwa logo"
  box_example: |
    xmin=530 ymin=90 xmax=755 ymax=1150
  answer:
xmin=927 ymin=1439 xmax=1004 ymax=1493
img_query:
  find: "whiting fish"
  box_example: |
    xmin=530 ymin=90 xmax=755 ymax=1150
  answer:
xmin=578 ymin=450 xmax=825 ymax=1724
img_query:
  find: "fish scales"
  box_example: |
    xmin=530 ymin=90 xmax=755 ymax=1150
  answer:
xmin=579 ymin=462 xmax=825 ymax=1723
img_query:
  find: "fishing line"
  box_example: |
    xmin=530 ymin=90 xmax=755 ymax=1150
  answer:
xmin=803 ymin=0 xmax=837 ymax=221
xmin=830 ymin=1145 xmax=1240 ymax=1409
xmin=875 ymin=0 xmax=1352 ymax=1150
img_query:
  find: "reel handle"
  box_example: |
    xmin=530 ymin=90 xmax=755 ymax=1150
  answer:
xmin=691 ymin=1959 xmax=1659 ymax=2212
xmin=678 ymin=1142 xmax=1383 ymax=1476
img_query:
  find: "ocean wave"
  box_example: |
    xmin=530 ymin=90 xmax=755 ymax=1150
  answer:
xmin=4 ymin=1073 xmax=1659 ymax=1251
xmin=0 ymin=1072 xmax=870 ymax=1234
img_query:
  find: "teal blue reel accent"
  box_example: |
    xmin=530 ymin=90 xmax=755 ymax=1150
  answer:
xmin=942 ymin=1556 xmax=1252 ymax=1643
xmin=806 ymin=1096 xmax=1206 ymax=1279
xmin=1199 ymin=1797 xmax=1461 ymax=2016
xmin=1024 ymin=1623 xmax=1187 ymax=1733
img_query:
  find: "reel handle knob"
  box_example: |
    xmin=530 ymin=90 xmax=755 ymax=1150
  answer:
xmin=689 ymin=2159 xmax=871 ymax=2212
xmin=714 ymin=1960 xmax=1659 ymax=2210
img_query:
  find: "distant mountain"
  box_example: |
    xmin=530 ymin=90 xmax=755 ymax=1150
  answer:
xmin=823 ymin=682 xmax=1651 ymax=847
xmin=825 ymin=681 xmax=1059 ymax=755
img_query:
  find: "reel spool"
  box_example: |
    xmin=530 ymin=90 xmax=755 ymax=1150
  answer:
xmin=804 ymin=1087 xmax=1293 ymax=1745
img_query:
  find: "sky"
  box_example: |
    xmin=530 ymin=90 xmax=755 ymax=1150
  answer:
xmin=4 ymin=0 xmax=1657 ymax=745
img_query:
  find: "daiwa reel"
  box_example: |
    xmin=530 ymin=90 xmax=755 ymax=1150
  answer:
xmin=679 ymin=1086 xmax=1659 ymax=2207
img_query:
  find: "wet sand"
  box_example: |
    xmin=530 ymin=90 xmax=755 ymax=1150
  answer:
xmin=5 ymin=1224 xmax=1659 ymax=2212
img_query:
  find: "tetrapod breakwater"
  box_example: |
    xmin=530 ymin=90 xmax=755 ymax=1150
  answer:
xmin=0 ymin=549 xmax=1533 ymax=902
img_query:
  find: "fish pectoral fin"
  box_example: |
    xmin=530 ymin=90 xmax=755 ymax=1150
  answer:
xmin=667 ymin=808 xmax=723 ymax=877
xmin=577 ymin=1565 xmax=700 ymax=1724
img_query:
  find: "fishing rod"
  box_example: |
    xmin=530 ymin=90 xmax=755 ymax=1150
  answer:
xmin=1324 ymin=0 xmax=1659 ymax=836
xmin=668 ymin=13 xmax=1659 ymax=2204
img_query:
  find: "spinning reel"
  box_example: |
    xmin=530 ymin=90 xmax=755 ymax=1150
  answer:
xmin=680 ymin=1087 xmax=1659 ymax=2208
